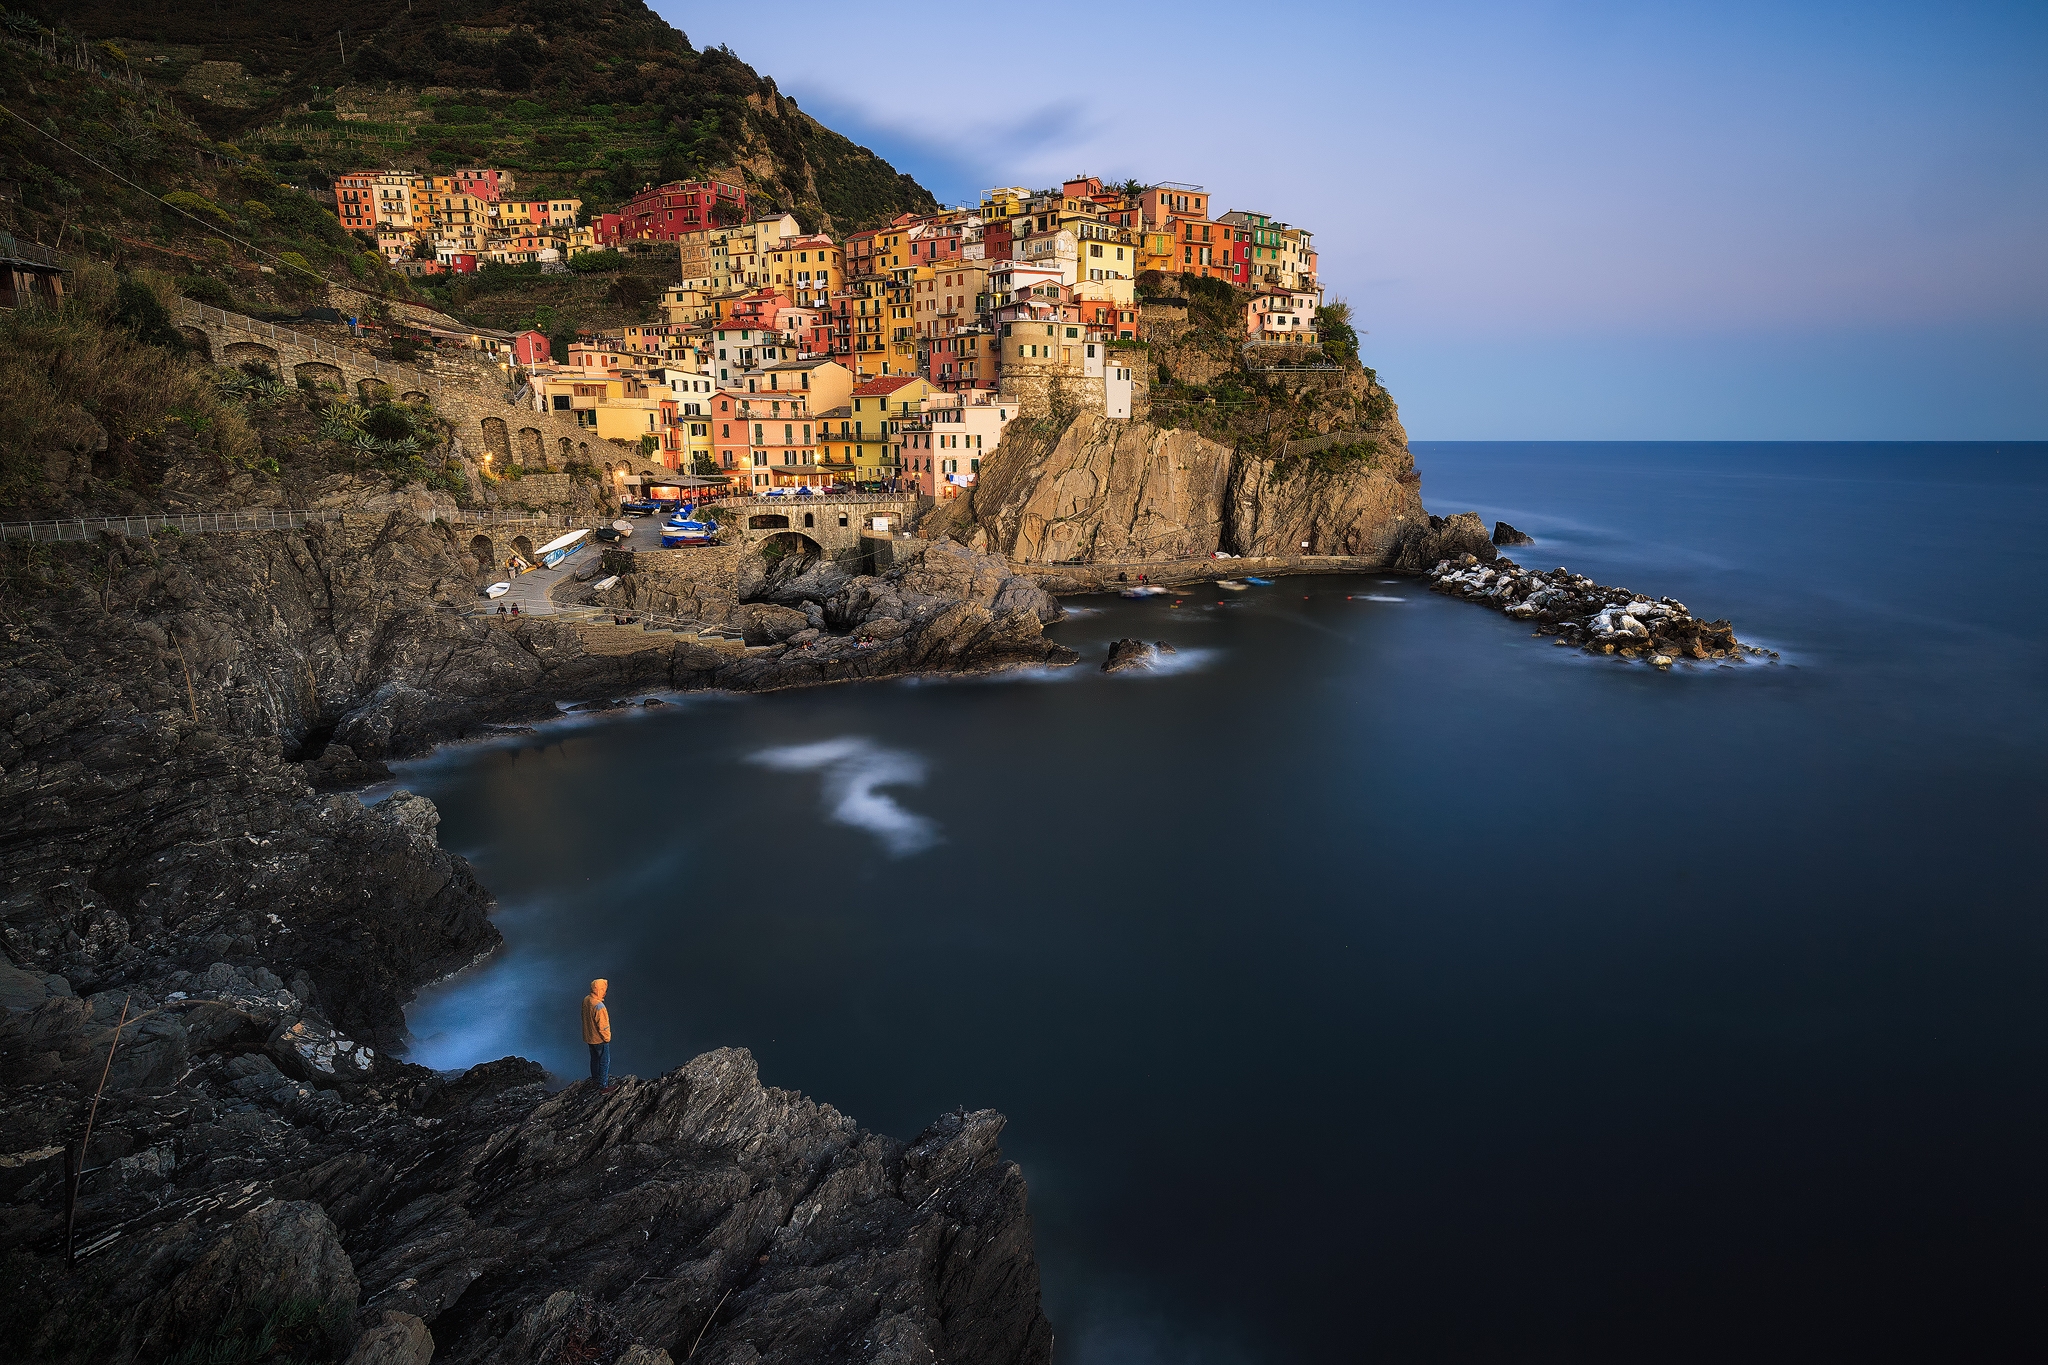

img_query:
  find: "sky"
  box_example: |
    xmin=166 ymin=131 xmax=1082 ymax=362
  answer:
xmin=654 ymin=0 xmax=2048 ymax=439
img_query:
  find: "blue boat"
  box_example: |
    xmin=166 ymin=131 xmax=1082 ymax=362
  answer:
xmin=660 ymin=503 xmax=717 ymax=548
xmin=1244 ymin=576 xmax=1274 ymax=585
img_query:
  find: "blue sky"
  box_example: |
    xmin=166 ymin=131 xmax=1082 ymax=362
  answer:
xmin=654 ymin=1 xmax=2047 ymax=439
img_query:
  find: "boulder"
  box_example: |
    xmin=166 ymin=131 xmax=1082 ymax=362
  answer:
xmin=1491 ymin=521 xmax=1535 ymax=546
xmin=144 ymin=1200 xmax=360 ymax=1355
xmin=371 ymin=791 xmax=440 ymax=847
xmin=1102 ymin=639 xmax=1155 ymax=673
xmin=991 ymin=575 xmax=1064 ymax=624
xmin=345 ymin=1311 xmax=434 ymax=1365
xmin=1394 ymin=512 xmax=1497 ymax=571
xmin=729 ymin=603 xmax=810 ymax=646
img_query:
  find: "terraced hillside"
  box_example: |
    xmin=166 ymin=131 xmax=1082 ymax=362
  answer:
xmin=20 ymin=0 xmax=938 ymax=233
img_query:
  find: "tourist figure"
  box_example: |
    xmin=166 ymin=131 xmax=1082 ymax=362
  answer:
xmin=583 ymin=978 xmax=617 ymax=1092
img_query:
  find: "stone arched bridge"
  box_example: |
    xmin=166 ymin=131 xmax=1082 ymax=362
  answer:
xmin=176 ymin=302 xmax=667 ymax=482
xmin=716 ymin=494 xmax=918 ymax=563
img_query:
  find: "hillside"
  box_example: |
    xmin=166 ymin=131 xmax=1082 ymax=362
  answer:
xmin=18 ymin=0 xmax=939 ymax=234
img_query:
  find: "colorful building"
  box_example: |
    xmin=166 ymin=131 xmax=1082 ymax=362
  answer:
xmin=608 ymin=180 xmax=747 ymax=245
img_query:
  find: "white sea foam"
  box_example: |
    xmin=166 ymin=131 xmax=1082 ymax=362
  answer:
xmin=748 ymin=737 xmax=940 ymax=855
xmin=1104 ymin=646 xmax=1221 ymax=677
xmin=1362 ymin=594 xmax=1406 ymax=602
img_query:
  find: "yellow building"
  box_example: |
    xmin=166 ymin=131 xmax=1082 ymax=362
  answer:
xmin=848 ymin=373 xmax=935 ymax=482
xmin=537 ymin=373 xmax=668 ymax=448
xmin=767 ymin=234 xmax=844 ymax=308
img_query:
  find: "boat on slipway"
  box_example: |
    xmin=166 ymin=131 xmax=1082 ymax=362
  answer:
xmin=661 ymin=504 xmax=717 ymax=548
xmin=535 ymin=528 xmax=591 ymax=570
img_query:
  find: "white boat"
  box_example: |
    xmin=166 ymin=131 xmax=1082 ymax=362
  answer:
xmin=590 ymin=575 xmax=620 ymax=592
xmin=1216 ymin=579 xmax=1248 ymax=591
xmin=611 ymin=519 xmax=634 ymax=538
xmin=485 ymin=582 xmax=511 ymax=598
xmin=535 ymin=528 xmax=591 ymax=569
xmin=1120 ymin=584 xmax=1169 ymax=598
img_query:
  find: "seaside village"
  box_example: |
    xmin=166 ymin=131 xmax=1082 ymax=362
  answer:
xmin=333 ymin=171 xmax=1324 ymax=499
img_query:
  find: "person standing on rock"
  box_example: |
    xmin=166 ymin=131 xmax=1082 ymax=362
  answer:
xmin=583 ymin=979 xmax=617 ymax=1092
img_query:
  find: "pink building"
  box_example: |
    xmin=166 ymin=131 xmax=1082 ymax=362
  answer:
xmin=452 ymin=168 xmax=509 ymax=202
xmin=775 ymin=305 xmax=829 ymax=357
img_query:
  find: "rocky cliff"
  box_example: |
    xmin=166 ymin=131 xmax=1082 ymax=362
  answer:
xmin=0 ymin=504 xmax=1060 ymax=1361
xmin=925 ymin=387 xmax=1499 ymax=573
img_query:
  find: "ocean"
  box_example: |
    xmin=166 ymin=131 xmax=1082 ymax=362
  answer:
xmin=395 ymin=442 xmax=2046 ymax=1361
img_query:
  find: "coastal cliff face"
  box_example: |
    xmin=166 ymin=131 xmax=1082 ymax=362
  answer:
xmin=928 ymin=404 xmax=1446 ymax=566
xmin=0 ymin=516 xmax=1058 ymax=1361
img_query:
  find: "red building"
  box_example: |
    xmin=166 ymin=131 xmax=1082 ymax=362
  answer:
xmin=452 ymin=168 xmax=508 ymax=202
xmin=980 ymin=219 xmax=1014 ymax=263
xmin=512 ymin=330 xmax=551 ymax=366
xmin=608 ymin=180 xmax=747 ymax=244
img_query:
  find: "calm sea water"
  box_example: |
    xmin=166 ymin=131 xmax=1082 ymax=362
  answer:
xmin=398 ymin=443 xmax=2046 ymax=1362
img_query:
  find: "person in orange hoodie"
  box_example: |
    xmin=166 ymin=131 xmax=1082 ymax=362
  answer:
xmin=582 ymin=978 xmax=616 ymax=1092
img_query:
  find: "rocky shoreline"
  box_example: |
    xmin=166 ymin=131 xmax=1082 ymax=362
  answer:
xmin=1428 ymin=553 xmax=1766 ymax=666
xmin=0 ymin=515 xmax=1060 ymax=1365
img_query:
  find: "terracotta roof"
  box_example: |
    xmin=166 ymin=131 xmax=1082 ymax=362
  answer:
xmin=852 ymin=375 xmax=924 ymax=396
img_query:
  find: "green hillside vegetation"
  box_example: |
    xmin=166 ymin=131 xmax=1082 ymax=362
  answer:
xmin=0 ymin=37 xmax=432 ymax=320
xmin=25 ymin=0 xmax=939 ymax=232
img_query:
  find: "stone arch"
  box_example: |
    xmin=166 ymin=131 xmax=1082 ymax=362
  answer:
xmin=518 ymin=427 xmax=544 ymax=467
xmin=749 ymin=513 xmax=790 ymax=530
xmin=577 ymin=441 xmax=590 ymax=463
xmin=469 ymin=534 xmax=495 ymax=572
xmin=179 ymin=327 xmax=213 ymax=359
xmin=358 ymin=377 xmax=392 ymax=405
xmin=757 ymin=531 xmax=823 ymax=573
xmin=512 ymin=534 xmax=536 ymax=563
xmin=222 ymin=340 xmax=279 ymax=369
xmin=480 ymin=418 xmax=512 ymax=468
xmin=559 ymin=438 xmax=573 ymax=464
xmin=400 ymin=390 xmax=431 ymax=405
xmin=294 ymin=360 xmax=343 ymax=390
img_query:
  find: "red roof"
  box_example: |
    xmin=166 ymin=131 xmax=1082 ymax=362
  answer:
xmin=852 ymin=375 xmax=923 ymax=397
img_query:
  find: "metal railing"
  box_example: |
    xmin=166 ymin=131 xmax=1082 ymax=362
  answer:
xmin=0 ymin=509 xmax=332 ymax=542
xmin=0 ymin=505 xmax=574 ymax=542
xmin=714 ymin=492 xmax=911 ymax=509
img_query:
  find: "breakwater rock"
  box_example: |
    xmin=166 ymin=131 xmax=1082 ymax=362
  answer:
xmin=1428 ymin=554 xmax=1765 ymax=666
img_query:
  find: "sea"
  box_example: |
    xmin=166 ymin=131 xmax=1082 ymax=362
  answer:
xmin=393 ymin=443 xmax=2046 ymax=1362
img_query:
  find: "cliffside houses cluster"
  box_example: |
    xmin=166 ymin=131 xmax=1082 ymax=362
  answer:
xmin=334 ymin=171 xmax=1326 ymax=498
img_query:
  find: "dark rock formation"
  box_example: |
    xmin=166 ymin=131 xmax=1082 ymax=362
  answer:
xmin=0 ymin=513 xmax=1060 ymax=1363
xmin=1 ymin=990 xmax=1051 ymax=1365
xmin=1102 ymin=639 xmax=1155 ymax=673
xmin=1427 ymin=555 xmax=1762 ymax=665
xmin=1492 ymin=521 xmax=1535 ymax=546
xmin=1392 ymin=512 xmax=1498 ymax=572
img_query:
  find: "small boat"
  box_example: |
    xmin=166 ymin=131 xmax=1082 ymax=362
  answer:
xmin=611 ymin=519 xmax=634 ymax=537
xmin=484 ymin=581 xmax=511 ymax=598
xmin=1244 ymin=576 xmax=1274 ymax=585
xmin=536 ymin=528 xmax=591 ymax=569
xmin=660 ymin=502 xmax=717 ymax=548
xmin=1120 ymin=584 xmax=1168 ymax=598
xmin=1216 ymin=579 xmax=1248 ymax=591
xmin=590 ymin=575 xmax=620 ymax=592
xmin=621 ymin=499 xmax=658 ymax=517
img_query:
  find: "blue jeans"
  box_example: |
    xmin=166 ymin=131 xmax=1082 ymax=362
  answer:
xmin=588 ymin=1041 xmax=610 ymax=1088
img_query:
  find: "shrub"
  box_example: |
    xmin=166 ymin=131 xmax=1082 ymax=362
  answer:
xmin=568 ymin=250 xmax=628 ymax=274
xmin=162 ymin=190 xmax=232 ymax=226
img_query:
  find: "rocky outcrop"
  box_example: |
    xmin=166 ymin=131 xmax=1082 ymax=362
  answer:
xmin=1102 ymin=639 xmax=1156 ymax=673
xmin=0 ymin=509 xmax=1063 ymax=1362
xmin=1390 ymin=511 xmax=1499 ymax=572
xmin=3 ymin=972 xmax=1052 ymax=1365
xmin=925 ymin=409 xmax=1435 ymax=566
xmin=926 ymin=413 xmax=1414 ymax=563
xmin=1492 ymin=521 xmax=1535 ymax=546
xmin=1428 ymin=554 xmax=1763 ymax=666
